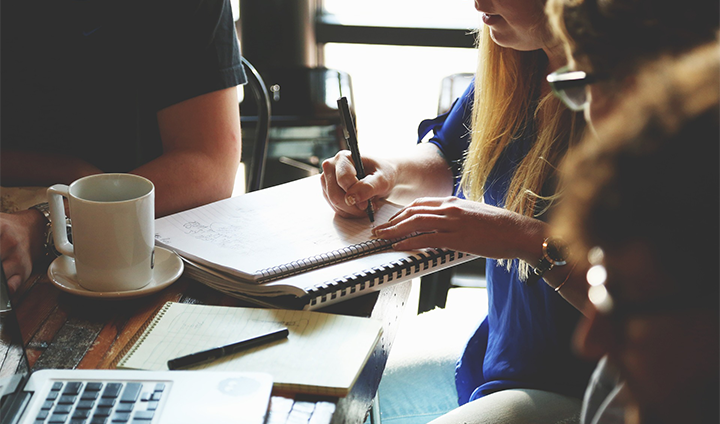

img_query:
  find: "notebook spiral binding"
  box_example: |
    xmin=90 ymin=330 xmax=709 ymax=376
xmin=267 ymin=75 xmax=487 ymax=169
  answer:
xmin=255 ymin=238 xmax=401 ymax=283
xmin=303 ymin=248 xmax=467 ymax=307
xmin=115 ymin=302 xmax=173 ymax=368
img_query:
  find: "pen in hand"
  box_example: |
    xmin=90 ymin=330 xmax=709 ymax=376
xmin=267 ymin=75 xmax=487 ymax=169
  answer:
xmin=337 ymin=97 xmax=375 ymax=223
xmin=167 ymin=327 xmax=289 ymax=370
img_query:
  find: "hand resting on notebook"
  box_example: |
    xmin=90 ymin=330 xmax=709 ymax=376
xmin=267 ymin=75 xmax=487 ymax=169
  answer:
xmin=371 ymin=196 xmax=547 ymax=263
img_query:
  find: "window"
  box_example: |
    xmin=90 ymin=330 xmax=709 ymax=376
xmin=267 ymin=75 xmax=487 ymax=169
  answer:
xmin=323 ymin=44 xmax=476 ymax=154
xmin=322 ymin=0 xmax=478 ymax=30
xmin=320 ymin=1 xmax=479 ymax=153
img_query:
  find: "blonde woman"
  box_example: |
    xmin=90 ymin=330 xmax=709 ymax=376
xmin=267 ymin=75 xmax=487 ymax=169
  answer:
xmin=321 ymin=0 xmax=592 ymax=422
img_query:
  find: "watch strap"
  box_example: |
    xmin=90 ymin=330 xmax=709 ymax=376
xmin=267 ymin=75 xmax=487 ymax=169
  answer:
xmin=527 ymin=257 xmax=553 ymax=285
xmin=30 ymin=202 xmax=52 ymax=223
xmin=30 ymin=202 xmax=70 ymax=258
xmin=30 ymin=202 xmax=54 ymax=258
xmin=526 ymin=237 xmax=567 ymax=285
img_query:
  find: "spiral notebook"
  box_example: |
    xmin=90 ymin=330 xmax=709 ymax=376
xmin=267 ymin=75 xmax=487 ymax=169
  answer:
xmin=155 ymin=176 xmax=477 ymax=309
xmin=117 ymin=302 xmax=383 ymax=397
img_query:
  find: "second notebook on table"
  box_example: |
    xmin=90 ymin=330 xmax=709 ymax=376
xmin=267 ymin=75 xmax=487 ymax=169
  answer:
xmin=154 ymin=175 xmax=476 ymax=309
xmin=117 ymin=302 xmax=383 ymax=397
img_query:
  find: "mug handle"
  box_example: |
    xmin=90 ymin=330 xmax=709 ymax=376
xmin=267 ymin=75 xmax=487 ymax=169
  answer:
xmin=47 ymin=185 xmax=74 ymax=258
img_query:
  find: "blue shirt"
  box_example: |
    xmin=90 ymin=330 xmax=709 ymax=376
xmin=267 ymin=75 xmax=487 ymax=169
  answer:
xmin=418 ymin=82 xmax=594 ymax=404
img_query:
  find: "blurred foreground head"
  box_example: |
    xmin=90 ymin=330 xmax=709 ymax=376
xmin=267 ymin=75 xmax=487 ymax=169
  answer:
xmin=553 ymin=42 xmax=720 ymax=424
xmin=546 ymin=0 xmax=719 ymax=125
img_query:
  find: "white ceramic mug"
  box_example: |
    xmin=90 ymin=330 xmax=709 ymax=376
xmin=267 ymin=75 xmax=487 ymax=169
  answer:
xmin=47 ymin=174 xmax=155 ymax=292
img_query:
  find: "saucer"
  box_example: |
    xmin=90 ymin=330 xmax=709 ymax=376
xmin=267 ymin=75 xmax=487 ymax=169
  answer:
xmin=48 ymin=247 xmax=184 ymax=299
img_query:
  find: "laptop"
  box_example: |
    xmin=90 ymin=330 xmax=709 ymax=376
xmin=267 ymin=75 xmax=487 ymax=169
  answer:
xmin=0 ymin=264 xmax=274 ymax=424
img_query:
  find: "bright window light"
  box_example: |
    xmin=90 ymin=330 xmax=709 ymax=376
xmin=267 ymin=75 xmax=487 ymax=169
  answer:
xmin=322 ymin=0 xmax=479 ymax=29
xmin=323 ymin=43 xmax=477 ymax=155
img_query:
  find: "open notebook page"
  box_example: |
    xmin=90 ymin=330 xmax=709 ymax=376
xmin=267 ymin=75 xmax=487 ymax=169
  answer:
xmin=155 ymin=176 xmax=403 ymax=282
xmin=117 ymin=303 xmax=383 ymax=396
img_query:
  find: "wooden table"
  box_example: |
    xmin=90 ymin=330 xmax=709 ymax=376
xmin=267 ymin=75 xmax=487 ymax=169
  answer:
xmin=6 ymin=270 xmax=412 ymax=424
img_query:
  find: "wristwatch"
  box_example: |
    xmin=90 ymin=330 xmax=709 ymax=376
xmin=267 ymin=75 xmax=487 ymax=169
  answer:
xmin=30 ymin=202 xmax=71 ymax=258
xmin=30 ymin=202 xmax=53 ymax=256
xmin=527 ymin=236 xmax=569 ymax=284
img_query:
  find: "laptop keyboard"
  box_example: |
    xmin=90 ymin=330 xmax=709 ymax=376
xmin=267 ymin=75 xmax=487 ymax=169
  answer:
xmin=33 ymin=380 xmax=166 ymax=424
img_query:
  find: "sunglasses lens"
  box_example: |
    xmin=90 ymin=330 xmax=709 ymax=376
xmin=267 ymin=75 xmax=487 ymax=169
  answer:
xmin=548 ymin=67 xmax=593 ymax=112
xmin=559 ymin=86 xmax=587 ymax=111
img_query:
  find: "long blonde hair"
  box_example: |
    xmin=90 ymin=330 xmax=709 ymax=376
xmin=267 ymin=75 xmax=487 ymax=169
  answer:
xmin=460 ymin=27 xmax=584 ymax=276
xmin=461 ymin=31 xmax=584 ymax=216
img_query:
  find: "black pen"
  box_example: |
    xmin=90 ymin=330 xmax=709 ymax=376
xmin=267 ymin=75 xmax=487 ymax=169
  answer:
xmin=167 ymin=327 xmax=289 ymax=370
xmin=337 ymin=96 xmax=375 ymax=223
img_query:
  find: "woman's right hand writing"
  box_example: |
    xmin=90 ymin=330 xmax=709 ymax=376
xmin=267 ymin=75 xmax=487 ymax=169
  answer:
xmin=320 ymin=150 xmax=397 ymax=219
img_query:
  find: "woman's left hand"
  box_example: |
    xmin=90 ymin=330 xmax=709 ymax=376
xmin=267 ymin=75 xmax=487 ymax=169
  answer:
xmin=372 ymin=196 xmax=546 ymax=261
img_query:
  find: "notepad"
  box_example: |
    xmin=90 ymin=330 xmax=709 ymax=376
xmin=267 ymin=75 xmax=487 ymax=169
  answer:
xmin=117 ymin=302 xmax=383 ymax=397
xmin=155 ymin=175 xmax=477 ymax=309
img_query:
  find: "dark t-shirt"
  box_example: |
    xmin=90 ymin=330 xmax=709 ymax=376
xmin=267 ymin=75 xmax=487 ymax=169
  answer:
xmin=2 ymin=0 xmax=246 ymax=172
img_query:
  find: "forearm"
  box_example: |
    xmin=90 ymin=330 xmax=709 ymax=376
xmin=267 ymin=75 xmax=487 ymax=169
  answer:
xmin=375 ymin=195 xmax=591 ymax=314
xmin=543 ymin=263 xmax=591 ymax=315
xmin=386 ymin=142 xmax=455 ymax=204
xmin=1 ymin=150 xmax=102 ymax=187
xmin=132 ymin=147 xmax=239 ymax=217
xmin=146 ymin=86 xmax=242 ymax=217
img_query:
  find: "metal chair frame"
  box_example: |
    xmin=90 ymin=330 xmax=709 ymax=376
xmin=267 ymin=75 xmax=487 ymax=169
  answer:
xmin=241 ymin=57 xmax=271 ymax=192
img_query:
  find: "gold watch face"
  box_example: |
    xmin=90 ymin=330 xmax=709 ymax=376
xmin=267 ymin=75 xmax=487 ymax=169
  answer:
xmin=544 ymin=237 xmax=569 ymax=266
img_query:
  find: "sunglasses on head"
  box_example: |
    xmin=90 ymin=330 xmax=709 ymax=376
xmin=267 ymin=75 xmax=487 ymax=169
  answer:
xmin=547 ymin=66 xmax=600 ymax=112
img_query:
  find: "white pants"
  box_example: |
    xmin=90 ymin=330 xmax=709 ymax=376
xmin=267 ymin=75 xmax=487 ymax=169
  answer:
xmin=373 ymin=287 xmax=581 ymax=424
xmin=427 ymin=389 xmax=582 ymax=424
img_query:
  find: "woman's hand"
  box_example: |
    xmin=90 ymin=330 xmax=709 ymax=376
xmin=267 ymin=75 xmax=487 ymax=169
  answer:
xmin=371 ymin=196 xmax=546 ymax=261
xmin=320 ymin=151 xmax=397 ymax=219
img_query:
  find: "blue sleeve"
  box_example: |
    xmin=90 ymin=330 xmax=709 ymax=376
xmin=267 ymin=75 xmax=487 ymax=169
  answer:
xmin=417 ymin=81 xmax=474 ymax=196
